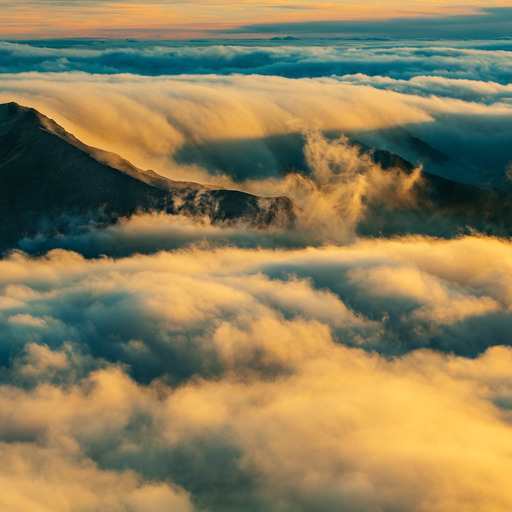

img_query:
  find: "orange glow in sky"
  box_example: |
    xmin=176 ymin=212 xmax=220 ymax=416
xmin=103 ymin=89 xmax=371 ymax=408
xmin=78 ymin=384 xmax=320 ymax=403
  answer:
xmin=0 ymin=0 xmax=510 ymax=39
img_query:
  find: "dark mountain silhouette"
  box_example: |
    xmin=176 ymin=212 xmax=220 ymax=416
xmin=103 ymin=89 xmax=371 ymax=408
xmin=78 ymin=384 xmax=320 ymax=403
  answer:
xmin=174 ymin=130 xmax=512 ymax=237
xmin=359 ymin=144 xmax=512 ymax=238
xmin=0 ymin=102 xmax=295 ymax=250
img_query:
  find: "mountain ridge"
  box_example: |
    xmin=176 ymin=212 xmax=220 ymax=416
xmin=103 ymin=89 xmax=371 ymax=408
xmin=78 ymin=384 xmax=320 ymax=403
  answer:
xmin=0 ymin=102 xmax=295 ymax=250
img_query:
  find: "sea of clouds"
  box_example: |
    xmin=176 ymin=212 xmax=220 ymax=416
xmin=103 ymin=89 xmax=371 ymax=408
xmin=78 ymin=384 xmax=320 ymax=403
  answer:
xmin=1 ymin=38 xmax=512 ymax=511
xmin=2 ymin=238 xmax=512 ymax=511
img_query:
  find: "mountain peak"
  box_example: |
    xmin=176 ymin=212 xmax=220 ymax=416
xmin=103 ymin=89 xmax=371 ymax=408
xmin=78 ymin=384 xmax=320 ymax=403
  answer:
xmin=0 ymin=101 xmax=42 ymax=130
xmin=0 ymin=101 xmax=25 ymax=114
xmin=0 ymin=102 xmax=295 ymax=251
xmin=0 ymin=101 xmax=44 ymax=120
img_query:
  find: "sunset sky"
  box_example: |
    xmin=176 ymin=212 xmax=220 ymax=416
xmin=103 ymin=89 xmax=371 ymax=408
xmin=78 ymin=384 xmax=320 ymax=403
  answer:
xmin=1 ymin=1 xmax=511 ymax=38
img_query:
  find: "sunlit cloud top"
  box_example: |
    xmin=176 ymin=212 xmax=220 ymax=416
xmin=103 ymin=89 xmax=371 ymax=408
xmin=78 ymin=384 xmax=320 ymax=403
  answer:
xmin=1 ymin=1 xmax=511 ymax=39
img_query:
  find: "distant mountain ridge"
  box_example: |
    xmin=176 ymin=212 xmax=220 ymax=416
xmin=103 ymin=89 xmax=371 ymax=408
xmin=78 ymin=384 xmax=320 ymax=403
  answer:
xmin=174 ymin=129 xmax=512 ymax=238
xmin=0 ymin=102 xmax=295 ymax=250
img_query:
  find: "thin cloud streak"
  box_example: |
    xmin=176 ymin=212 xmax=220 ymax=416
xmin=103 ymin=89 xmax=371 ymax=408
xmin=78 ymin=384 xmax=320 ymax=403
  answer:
xmin=223 ymin=7 xmax=512 ymax=39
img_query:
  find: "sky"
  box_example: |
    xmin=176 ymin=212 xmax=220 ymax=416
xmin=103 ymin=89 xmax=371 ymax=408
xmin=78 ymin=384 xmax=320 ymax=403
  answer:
xmin=1 ymin=1 xmax=512 ymax=39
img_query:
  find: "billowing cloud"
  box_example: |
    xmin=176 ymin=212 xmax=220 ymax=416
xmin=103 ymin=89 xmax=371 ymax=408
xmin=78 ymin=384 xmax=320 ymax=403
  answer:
xmin=2 ymin=236 xmax=512 ymax=510
xmin=1 ymin=67 xmax=511 ymax=190
xmin=0 ymin=441 xmax=194 ymax=512
xmin=0 ymin=71 xmax=433 ymax=158
xmin=2 ymin=236 xmax=512 ymax=374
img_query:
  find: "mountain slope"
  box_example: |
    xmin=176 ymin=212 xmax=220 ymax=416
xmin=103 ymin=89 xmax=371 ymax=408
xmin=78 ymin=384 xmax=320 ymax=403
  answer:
xmin=0 ymin=102 xmax=295 ymax=249
xmin=361 ymin=143 xmax=512 ymax=238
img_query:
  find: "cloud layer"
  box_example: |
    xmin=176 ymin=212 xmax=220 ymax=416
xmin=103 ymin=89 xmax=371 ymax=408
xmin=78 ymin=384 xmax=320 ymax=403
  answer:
xmin=1 ymin=40 xmax=511 ymax=83
xmin=1 ymin=63 xmax=511 ymax=189
xmin=2 ymin=237 xmax=512 ymax=510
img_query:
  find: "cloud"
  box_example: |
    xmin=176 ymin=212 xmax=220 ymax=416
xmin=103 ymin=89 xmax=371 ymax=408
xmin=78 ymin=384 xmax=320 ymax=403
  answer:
xmin=2 ymin=233 xmax=512 ymax=509
xmin=1 ymin=66 xmax=511 ymax=193
xmin=11 ymin=128 xmax=443 ymax=253
xmin=2 ymin=321 xmax=512 ymax=510
xmin=1 ymin=2 xmax=511 ymax=39
xmin=0 ymin=71 xmax=432 ymax=153
xmin=348 ymin=264 xmax=500 ymax=325
xmin=5 ymin=124 xmax=510 ymax=257
xmin=224 ymin=7 xmax=512 ymax=39
xmin=1 ymin=40 xmax=511 ymax=84
xmin=338 ymin=73 xmax=512 ymax=103
xmin=0 ymin=441 xmax=194 ymax=512
xmin=16 ymin=213 xmax=306 ymax=257
xmin=2 ymin=236 xmax=512 ymax=374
